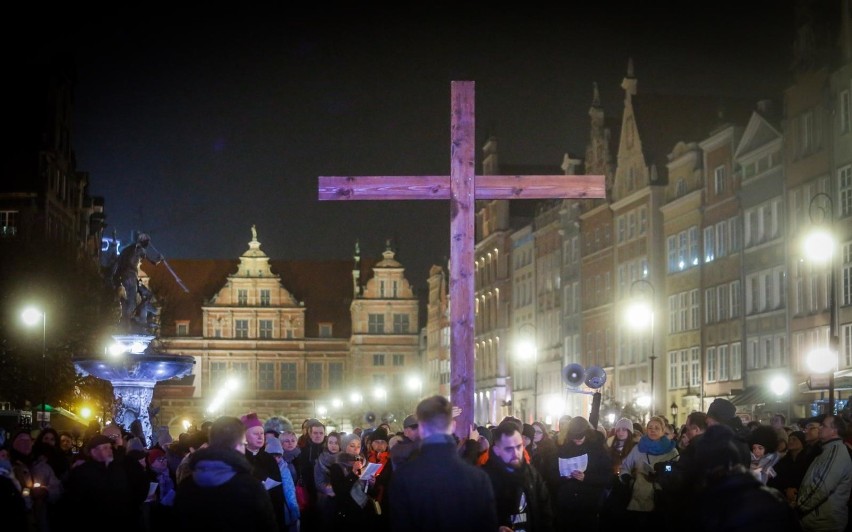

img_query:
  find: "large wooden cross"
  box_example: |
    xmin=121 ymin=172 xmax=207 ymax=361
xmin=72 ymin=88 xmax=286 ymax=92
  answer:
xmin=319 ymin=81 xmax=604 ymax=436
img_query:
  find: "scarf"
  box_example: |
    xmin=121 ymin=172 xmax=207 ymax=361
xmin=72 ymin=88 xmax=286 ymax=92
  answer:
xmin=637 ymin=434 xmax=677 ymax=455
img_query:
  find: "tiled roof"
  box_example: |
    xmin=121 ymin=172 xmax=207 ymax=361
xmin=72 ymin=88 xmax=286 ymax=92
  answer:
xmin=142 ymin=258 xmax=376 ymax=338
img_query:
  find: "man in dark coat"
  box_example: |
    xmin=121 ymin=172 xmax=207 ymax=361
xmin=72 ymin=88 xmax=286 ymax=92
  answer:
xmin=390 ymin=395 xmax=498 ymax=532
xmin=242 ymin=412 xmax=287 ymax=531
xmin=63 ymin=433 xmax=149 ymax=531
xmin=483 ymin=420 xmax=554 ymax=531
xmin=173 ymin=416 xmax=278 ymax=530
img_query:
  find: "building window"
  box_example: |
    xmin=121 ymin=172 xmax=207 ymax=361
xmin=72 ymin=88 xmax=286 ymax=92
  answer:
xmin=0 ymin=210 xmax=18 ymax=237
xmin=260 ymin=289 xmax=271 ymax=306
xmin=704 ymin=226 xmax=715 ymax=263
xmin=307 ymin=363 xmax=322 ymax=390
xmin=258 ymin=362 xmax=274 ymax=390
xmin=840 ymin=165 xmax=852 ymax=218
xmin=238 ymin=289 xmax=248 ymax=306
xmin=373 ymin=354 xmax=386 ymax=366
xmin=844 ymin=242 xmax=852 ymax=307
xmin=392 ymin=354 xmax=404 ymax=366
xmin=393 ymin=314 xmax=410 ymax=333
xmin=329 ymin=362 xmax=344 ymax=388
xmin=210 ymin=362 xmax=227 ymax=389
xmin=706 ymin=347 xmax=717 ymax=382
xmin=730 ymin=342 xmax=742 ymax=380
xmin=718 ymin=345 xmax=729 ymax=381
xmin=232 ymin=362 xmax=249 ymax=386
xmin=259 ymin=320 xmax=273 ymax=339
xmin=714 ymin=166 xmax=726 ymax=195
xmin=235 ymin=320 xmax=249 ymax=338
xmin=368 ymin=314 xmax=384 ymax=333
xmin=841 ymin=89 xmax=851 ymax=134
xmin=280 ymin=363 xmax=296 ymax=390
xmin=843 ymin=324 xmax=852 ymax=368
xmin=319 ymin=323 xmax=333 ymax=338
xmin=176 ymin=322 xmax=189 ymax=336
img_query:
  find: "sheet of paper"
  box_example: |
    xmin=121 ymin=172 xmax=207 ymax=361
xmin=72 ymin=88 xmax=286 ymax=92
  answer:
xmin=558 ymin=454 xmax=588 ymax=476
xmin=263 ymin=477 xmax=282 ymax=490
xmin=146 ymin=482 xmax=158 ymax=502
xmin=359 ymin=461 xmax=383 ymax=482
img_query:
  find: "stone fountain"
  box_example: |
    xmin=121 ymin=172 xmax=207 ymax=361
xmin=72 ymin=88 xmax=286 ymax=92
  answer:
xmin=73 ymin=234 xmax=194 ymax=446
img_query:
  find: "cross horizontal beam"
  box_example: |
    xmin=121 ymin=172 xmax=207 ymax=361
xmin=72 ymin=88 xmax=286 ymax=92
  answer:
xmin=318 ymin=175 xmax=605 ymax=201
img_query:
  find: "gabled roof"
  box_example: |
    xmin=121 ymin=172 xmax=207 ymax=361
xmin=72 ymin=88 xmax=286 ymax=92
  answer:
xmin=143 ymin=258 xmax=376 ymax=338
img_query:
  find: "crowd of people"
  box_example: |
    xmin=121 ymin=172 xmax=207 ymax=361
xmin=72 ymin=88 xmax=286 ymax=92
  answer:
xmin=2 ymin=396 xmax=851 ymax=531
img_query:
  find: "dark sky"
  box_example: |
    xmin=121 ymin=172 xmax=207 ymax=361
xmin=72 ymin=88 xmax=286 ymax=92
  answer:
xmin=68 ymin=5 xmax=796 ymax=298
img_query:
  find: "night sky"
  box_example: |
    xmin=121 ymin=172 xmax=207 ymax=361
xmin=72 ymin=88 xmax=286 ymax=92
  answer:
xmin=65 ymin=5 xmax=796 ymax=298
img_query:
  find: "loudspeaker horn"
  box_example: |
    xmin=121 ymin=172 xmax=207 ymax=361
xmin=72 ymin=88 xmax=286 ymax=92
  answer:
xmin=364 ymin=411 xmax=376 ymax=424
xmin=562 ymin=363 xmax=585 ymax=388
xmin=584 ymin=365 xmax=607 ymax=389
xmin=381 ymin=412 xmax=395 ymax=424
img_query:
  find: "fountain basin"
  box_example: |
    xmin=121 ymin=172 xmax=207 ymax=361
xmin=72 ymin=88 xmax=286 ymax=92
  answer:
xmin=73 ymin=353 xmax=195 ymax=384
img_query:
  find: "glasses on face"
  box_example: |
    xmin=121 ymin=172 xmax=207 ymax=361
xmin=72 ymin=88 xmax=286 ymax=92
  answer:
xmin=533 ymin=429 xmax=543 ymax=434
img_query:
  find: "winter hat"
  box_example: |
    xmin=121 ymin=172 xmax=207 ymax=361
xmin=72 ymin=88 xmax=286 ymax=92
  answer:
xmin=370 ymin=427 xmax=389 ymax=443
xmin=614 ymin=418 xmax=634 ymax=434
xmin=788 ymin=430 xmax=807 ymax=448
xmin=264 ymin=436 xmax=283 ymax=455
xmin=341 ymin=433 xmax=361 ymax=451
xmin=263 ymin=416 xmax=293 ymax=437
xmin=706 ymin=398 xmax=737 ymax=423
xmin=146 ymin=447 xmax=166 ymax=466
xmin=240 ymin=412 xmax=264 ymax=431
xmin=86 ymin=434 xmax=112 ymax=451
xmin=521 ymin=424 xmax=536 ymax=441
xmin=402 ymin=415 xmax=418 ymax=429
xmin=566 ymin=416 xmax=592 ymax=440
xmin=748 ymin=425 xmax=780 ymax=453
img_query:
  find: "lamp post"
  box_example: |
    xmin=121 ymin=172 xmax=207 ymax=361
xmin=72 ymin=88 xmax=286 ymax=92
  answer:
xmin=21 ymin=307 xmax=47 ymax=428
xmin=804 ymin=192 xmax=838 ymax=415
xmin=515 ymin=322 xmax=537 ymax=421
xmin=627 ymin=279 xmax=656 ymax=416
xmin=670 ymin=402 xmax=679 ymax=426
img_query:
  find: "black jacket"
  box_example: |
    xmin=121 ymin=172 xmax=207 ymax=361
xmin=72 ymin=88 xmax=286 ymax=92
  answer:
xmin=173 ymin=446 xmax=278 ymax=531
xmin=390 ymin=434 xmax=498 ymax=532
xmin=483 ymin=453 xmax=554 ymax=532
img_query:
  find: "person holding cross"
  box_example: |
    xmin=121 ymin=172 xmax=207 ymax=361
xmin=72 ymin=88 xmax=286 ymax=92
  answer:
xmin=389 ymin=394 xmax=498 ymax=532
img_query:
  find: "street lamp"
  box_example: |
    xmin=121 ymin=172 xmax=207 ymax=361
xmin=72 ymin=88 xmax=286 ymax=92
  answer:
xmin=514 ymin=322 xmax=537 ymax=421
xmin=670 ymin=402 xmax=679 ymax=426
xmin=21 ymin=307 xmax=47 ymax=428
xmin=627 ymin=279 xmax=656 ymax=416
xmin=804 ymin=192 xmax=838 ymax=415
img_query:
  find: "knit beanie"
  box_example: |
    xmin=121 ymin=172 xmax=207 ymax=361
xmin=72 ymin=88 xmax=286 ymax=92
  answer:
xmin=614 ymin=417 xmax=634 ymax=434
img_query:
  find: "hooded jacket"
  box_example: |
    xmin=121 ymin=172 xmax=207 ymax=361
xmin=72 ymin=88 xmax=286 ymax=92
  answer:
xmin=173 ymin=446 xmax=278 ymax=530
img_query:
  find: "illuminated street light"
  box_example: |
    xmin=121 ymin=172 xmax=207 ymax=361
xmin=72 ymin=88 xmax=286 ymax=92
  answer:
xmin=21 ymin=307 xmax=47 ymax=428
xmin=627 ymin=279 xmax=656 ymax=416
xmin=804 ymin=192 xmax=838 ymax=415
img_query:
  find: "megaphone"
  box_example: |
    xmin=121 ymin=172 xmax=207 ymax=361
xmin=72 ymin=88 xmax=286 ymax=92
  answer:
xmin=364 ymin=412 xmax=376 ymax=424
xmin=381 ymin=412 xmax=395 ymax=424
xmin=584 ymin=365 xmax=607 ymax=389
xmin=562 ymin=363 xmax=585 ymax=388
